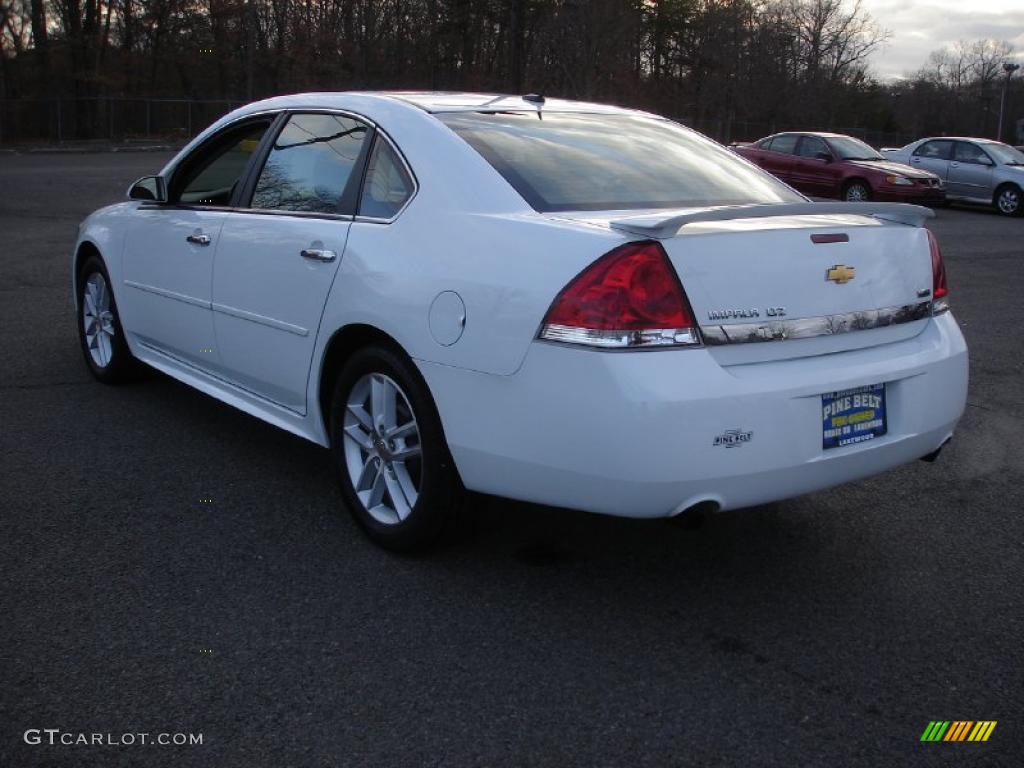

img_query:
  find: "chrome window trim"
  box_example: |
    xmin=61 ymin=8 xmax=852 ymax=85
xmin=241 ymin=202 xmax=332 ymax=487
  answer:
xmin=138 ymin=203 xmax=355 ymax=223
xmin=223 ymin=207 xmax=354 ymax=223
xmin=137 ymin=203 xmax=235 ymax=213
xmin=700 ymin=301 xmax=932 ymax=346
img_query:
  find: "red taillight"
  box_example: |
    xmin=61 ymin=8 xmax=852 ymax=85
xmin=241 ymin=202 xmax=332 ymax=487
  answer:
xmin=927 ymin=230 xmax=949 ymax=313
xmin=538 ymin=241 xmax=701 ymax=348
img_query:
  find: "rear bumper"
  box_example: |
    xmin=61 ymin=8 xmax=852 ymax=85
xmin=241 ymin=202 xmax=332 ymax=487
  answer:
xmin=419 ymin=313 xmax=968 ymax=518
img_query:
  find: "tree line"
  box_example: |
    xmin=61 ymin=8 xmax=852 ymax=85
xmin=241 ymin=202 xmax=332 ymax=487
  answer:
xmin=0 ymin=0 xmax=1019 ymax=144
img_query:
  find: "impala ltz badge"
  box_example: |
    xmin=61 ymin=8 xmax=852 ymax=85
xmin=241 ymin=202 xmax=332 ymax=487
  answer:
xmin=707 ymin=307 xmax=786 ymax=320
xmin=708 ymin=308 xmax=759 ymax=320
xmin=826 ymin=264 xmax=856 ymax=284
xmin=714 ymin=429 xmax=753 ymax=448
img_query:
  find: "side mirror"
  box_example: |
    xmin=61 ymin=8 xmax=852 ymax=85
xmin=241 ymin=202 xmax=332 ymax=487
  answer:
xmin=815 ymin=152 xmax=834 ymax=163
xmin=127 ymin=176 xmax=167 ymax=202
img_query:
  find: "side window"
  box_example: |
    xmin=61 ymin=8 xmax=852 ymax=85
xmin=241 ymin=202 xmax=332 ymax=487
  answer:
xmin=358 ymin=138 xmax=414 ymax=219
xmin=768 ymin=134 xmax=799 ymax=155
xmin=174 ymin=121 xmax=271 ymax=206
xmin=913 ymin=140 xmax=952 ymax=160
xmin=796 ymin=136 xmax=828 ymax=158
xmin=251 ymin=113 xmax=370 ymax=214
xmin=954 ymin=142 xmax=990 ymax=164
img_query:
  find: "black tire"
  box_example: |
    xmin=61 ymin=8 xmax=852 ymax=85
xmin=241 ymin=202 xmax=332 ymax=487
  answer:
xmin=329 ymin=344 xmax=464 ymax=551
xmin=842 ymin=179 xmax=871 ymax=202
xmin=993 ymin=184 xmax=1023 ymax=217
xmin=76 ymin=254 xmax=137 ymax=384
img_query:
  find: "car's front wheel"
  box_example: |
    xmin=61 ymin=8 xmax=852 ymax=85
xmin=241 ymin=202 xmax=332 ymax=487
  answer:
xmin=994 ymin=184 xmax=1022 ymax=217
xmin=329 ymin=345 xmax=464 ymax=551
xmin=76 ymin=255 xmax=136 ymax=383
xmin=842 ymin=180 xmax=871 ymax=202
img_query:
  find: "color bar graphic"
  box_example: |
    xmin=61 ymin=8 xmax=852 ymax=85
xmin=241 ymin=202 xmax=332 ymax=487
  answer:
xmin=968 ymin=721 xmax=997 ymax=742
xmin=921 ymin=721 xmax=950 ymax=741
xmin=944 ymin=721 xmax=972 ymax=741
xmin=921 ymin=720 xmax=996 ymax=742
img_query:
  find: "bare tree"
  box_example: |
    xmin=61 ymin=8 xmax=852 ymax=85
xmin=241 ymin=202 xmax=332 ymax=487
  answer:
xmin=900 ymin=38 xmax=1017 ymax=139
xmin=4 ymin=0 xmax=1001 ymax=145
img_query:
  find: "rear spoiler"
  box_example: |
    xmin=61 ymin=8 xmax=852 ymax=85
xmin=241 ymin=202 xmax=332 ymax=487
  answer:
xmin=609 ymin=202 xmax=934 ymax=238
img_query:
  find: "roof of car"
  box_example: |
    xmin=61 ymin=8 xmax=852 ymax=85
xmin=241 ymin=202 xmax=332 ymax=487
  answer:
xmin=770 ymin=131 xmax=851 ymax=139
xmin=915 ymin=136 xmax=1002 ymax=144
xmin=384 ymin=91 xmax=640 ymax=114
xmin=237 ymin=91 xmax=646 ymax=116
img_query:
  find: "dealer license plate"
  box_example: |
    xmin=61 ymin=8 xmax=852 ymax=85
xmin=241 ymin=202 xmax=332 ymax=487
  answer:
xmin=822 ymin=384 xmax=887 ymax=450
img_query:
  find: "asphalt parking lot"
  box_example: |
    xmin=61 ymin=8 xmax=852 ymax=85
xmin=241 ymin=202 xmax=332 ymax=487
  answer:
xmin=1 ymin=153 xmax=1022 ymax=767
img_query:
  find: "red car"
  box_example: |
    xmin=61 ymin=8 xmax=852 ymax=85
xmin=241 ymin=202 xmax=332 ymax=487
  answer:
xmin=733 ymin=132 xmax=946 ymax=205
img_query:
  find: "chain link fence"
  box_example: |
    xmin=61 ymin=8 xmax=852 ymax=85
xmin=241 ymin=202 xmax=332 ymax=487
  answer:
xmin=0 ymin=97 xmax=918 ymax=150
xmin=0 ymin=97 xmax=245 ymax=146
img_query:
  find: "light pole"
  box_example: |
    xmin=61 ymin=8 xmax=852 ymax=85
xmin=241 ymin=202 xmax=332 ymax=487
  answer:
xmin=998 ymin=61 xmax=1020 ymax=142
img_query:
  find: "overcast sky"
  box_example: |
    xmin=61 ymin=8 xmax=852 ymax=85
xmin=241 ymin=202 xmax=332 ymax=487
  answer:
xmin=861 ymin=0 xmax=1024 ymax=79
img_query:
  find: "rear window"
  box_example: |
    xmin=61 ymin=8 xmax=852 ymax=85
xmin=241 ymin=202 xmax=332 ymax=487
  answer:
xmin=438 ymin=112 xmax=802 ymax=212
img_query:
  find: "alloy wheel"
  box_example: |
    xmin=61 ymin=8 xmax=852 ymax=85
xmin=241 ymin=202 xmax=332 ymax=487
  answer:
xmin=845 ymin=183 xmax=869 ymax=202
xmin=342 ymin=373 xmax=423 ymax=525
xmin=997 ymin=187 xmax=1020 ymax=215
xmin=82 ymin=272 xmax=116 ymax=368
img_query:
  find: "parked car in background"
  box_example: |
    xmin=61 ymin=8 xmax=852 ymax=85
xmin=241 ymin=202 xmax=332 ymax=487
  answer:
xmin=881 ymin=138 xmax=1024 ymax=216
xmin=733 ymin=132 xmax=945 ymax=205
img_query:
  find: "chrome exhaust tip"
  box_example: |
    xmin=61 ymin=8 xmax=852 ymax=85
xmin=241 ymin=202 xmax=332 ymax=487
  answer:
xmin=671 ymin=499 xmax=721 ymax=529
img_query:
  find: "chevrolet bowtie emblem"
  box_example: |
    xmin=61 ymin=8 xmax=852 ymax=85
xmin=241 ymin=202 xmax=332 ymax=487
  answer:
xmin=825 ymin=264 xmax=856 ymax=284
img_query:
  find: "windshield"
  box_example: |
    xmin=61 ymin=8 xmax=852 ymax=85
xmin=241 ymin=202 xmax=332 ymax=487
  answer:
xmin=438 ymin=111 xmax=803 ymax=212
xmin=984 ymin=142 xmax=1024 ymax=165
xmin=827 ymin=136 xmax=883 ymax=161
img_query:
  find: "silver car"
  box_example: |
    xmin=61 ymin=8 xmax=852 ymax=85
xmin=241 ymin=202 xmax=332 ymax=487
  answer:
xmin=881 ymin=138 xmax=1024 ymax=216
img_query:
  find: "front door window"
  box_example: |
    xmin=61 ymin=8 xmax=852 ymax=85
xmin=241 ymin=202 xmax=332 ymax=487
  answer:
xmin=173 ymin=122 xmax=271 ymax=206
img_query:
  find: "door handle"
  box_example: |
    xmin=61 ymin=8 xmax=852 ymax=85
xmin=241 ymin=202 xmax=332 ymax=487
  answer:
xmin=186 ymin=232 xmax=211 ymax=246
xmin=949 ymin=162 xmax=959 ymax=168
xmin=301 ymin=248 xmax=336 ymax=262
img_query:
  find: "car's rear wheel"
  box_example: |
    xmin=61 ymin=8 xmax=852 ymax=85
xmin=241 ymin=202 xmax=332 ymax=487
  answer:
xmin=842 ymin=180 xmax=871 ymax=202
xmin=77 ymin=255 xmax=136 ymax=383
xmin=329 ymin=344 xmax=463 ymax=551
xmin=994 ymin=184 xmax=1022 ymax=217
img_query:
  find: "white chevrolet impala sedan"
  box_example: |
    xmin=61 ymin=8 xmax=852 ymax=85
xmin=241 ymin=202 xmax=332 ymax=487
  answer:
xmin=74 ymin=92 xmax=968 ymax=549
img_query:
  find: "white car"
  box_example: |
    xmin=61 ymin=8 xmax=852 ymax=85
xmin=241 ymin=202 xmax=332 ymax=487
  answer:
xmin=74 ymin=92 xmax=969 ymax=549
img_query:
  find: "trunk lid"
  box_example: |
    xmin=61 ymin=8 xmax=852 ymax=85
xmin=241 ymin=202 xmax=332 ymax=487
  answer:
xmin=558 ymin=208 xmax=935 ymax=365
